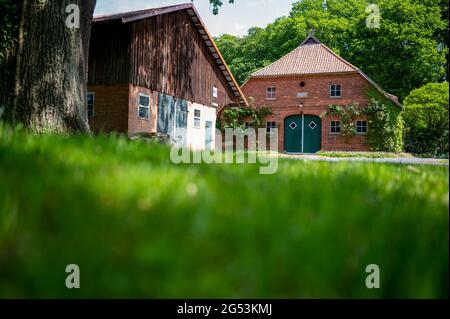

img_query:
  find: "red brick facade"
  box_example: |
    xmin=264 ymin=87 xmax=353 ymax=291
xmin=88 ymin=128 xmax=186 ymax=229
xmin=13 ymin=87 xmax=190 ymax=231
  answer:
xmin=87 ymin=84 xmax=163 ymax=135
xmin=87 ymin=85 xmax=129 ymax=134
xmin=128 ymin=85 xmax=158 ymax=135
xmin=241 ymin=73 xmax=372 ymax=152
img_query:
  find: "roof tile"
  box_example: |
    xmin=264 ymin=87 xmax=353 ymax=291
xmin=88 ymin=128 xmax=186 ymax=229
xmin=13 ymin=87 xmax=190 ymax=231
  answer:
xmin=251 ymin=36 xmax=357 ymax=77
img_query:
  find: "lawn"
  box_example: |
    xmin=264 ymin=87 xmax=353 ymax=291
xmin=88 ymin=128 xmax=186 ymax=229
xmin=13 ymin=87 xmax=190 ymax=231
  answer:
xmin=316 ymin=151 xmax=415 ymax=158
xmin=0 ymin=126 xmax=448 ymax=298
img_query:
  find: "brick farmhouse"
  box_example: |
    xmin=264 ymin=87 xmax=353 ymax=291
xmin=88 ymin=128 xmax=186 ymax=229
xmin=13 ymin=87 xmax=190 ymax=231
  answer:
xmin=87 ymin=4 xmax=247 ymax=150
xmin=241 ymin=34 xmax=402 ymax=153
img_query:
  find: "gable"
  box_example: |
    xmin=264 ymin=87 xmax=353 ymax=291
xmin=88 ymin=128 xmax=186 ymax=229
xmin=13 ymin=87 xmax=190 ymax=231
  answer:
xmin=247 ymin=35 xmax=402 ymax=108
xmin=92 ymin=3 xmax=247 ymax=107
xmin=130 ymin=11 xmax=234 ymax=107
xmin=250 ymin=36 xmax=357 ymax=78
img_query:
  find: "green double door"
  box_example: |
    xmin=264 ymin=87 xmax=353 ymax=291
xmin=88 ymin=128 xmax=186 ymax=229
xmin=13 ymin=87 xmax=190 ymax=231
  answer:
xmin=284 ymin=115 xmax=322 ymax=153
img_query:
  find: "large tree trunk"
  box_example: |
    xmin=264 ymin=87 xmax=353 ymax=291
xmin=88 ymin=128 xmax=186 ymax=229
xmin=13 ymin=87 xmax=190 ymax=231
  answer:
xmin=2 ymin=0 xmax=96 ymax=133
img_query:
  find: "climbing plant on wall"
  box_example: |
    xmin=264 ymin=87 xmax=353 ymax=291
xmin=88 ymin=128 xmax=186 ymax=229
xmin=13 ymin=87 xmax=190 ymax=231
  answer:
xmin=327 ymin=102 xmax=363 ymax=138
xmin=326 ymin=93 xmax=404 ymax=152
xmin=221 ymin=105 xmax=272 ymax=130
xmin=364 ymin=96 xmax=404 ymax=153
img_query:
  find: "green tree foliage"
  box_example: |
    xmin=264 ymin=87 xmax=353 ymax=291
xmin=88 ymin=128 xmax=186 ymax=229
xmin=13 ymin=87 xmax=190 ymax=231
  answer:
xmin=403 ymin=82 xmax=449 ymax=156
xmin=0 ymin=0 xmax=20 ymax=113
xmin=204 ymin=0 xmax=235 ymax=15
xmin=216 ymin=0 xmax=448 ymax=100
xmin=0 ymin=0 xmax=19 ymax=62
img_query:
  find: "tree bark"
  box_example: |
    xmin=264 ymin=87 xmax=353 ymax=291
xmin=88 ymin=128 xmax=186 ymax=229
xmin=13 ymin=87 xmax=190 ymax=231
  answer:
xmin=3 ymin=0 xmax=96 ymax=133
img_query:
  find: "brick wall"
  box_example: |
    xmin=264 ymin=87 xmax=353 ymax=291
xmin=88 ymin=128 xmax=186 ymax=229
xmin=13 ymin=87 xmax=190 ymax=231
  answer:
xmin=128 ymin=84 xmax=158 ymax=135
xmin=87 ymin=84 xmax=161 ymax=136
xmin=87 ymin=85 xmax=129 ymax=134
xmin=241 ymin=73 xmax=372 ymax=152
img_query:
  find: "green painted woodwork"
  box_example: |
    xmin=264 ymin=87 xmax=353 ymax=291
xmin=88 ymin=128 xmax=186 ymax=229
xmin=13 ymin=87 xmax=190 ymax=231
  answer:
xmin=284 ymin=115 xmax=321 ymax=153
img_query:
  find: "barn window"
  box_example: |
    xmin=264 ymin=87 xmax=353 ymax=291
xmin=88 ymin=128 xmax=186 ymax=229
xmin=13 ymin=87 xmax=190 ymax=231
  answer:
xmin=194 ymin=109 xmax=201 ymax=128
xmin=356 ymin=120 xmax=368 ymax=134
xmin=266 ymin=121 xmax=276 ymax=133
xmin=212 ymin=85 xmax=218 ymax=98
xmin=138 ymin=94 xmax=150 ymax=120
xmin=330 ymin=84 xmax=341 ymax=98
xmin=87 ymin=92 xmax=95 ymax=117
xmin=330 ymin=120 xmax=341 ymax=134
xmin=266 ymin=87 xmax=276 ymax=100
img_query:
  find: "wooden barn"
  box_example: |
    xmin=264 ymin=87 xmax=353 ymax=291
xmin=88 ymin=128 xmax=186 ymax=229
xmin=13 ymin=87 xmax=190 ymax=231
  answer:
xmin=87 ymin=3 xmax=247 ymax=150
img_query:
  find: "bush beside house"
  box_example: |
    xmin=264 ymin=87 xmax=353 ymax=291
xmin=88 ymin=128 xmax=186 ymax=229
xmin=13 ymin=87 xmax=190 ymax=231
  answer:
xmin=403 ymin=82 xmax=449 ymax=157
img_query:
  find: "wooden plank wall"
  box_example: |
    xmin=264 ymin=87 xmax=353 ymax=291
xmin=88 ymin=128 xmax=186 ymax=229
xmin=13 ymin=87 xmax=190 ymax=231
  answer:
xmin=88 ymin=22 xmax=131 ymax=85
xmin=129 ymin=10 xmax=236 ymax=108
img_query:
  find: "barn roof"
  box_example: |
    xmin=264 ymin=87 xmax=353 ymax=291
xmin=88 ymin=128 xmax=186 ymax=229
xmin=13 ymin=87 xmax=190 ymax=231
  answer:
xmin=93 ymin=3 xmax=248 ymax=106
xmin=248 ymin=34 xmax=402 ymax=108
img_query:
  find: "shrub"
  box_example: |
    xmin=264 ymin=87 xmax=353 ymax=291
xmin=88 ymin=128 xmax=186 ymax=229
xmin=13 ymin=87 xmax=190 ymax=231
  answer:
xmin=403 ymin=82 xmax=449 ymax=157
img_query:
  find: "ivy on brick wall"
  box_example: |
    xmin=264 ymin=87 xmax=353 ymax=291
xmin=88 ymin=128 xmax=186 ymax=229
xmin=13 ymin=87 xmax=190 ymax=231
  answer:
xmin=364 ymin=92 xmax=404 ymax=153
xmin=221 ymin=105 xmax=272 ymax=130
xmin=327 ymin=102 xmax=363 ymax=138
xmin=326 ymin=91 xmax=404 ymax=152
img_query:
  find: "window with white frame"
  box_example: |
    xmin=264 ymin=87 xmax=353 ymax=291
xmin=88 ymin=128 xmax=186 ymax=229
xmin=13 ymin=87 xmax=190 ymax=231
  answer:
xmin=212 ymin=85 xmax=218 ymax=98
xmin=87 ymin=92 xmax=95 ymax=117
xmin=266 ymin=87 xmax=276 ymax=100
xmin=356 ymin=120 xmax=368 ymax=134
xmin=138 ymin=94 xmax=150 ymax=120
xmin=266 ymin=121 xmax=276 ymax=133
xmin=330 ymin=120 xmax=341 ymax=134
xmin=330 ymin=84 xmax=342 ymax=98
xmin=194 ymin=109 xmax=201 ymax=128
xmin=245 ymin=122 xmax=252 ymax=129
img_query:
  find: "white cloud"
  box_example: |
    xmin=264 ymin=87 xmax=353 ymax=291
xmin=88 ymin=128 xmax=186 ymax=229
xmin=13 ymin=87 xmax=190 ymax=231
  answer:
xmin=233 ymin=23 xmax=248 ymax=32
xmin=94 ymin=0 xmax=296 ymax=36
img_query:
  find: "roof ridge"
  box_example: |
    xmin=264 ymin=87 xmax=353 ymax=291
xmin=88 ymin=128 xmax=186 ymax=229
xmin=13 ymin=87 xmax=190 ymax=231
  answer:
xmin=93 ymin=3 xmax=193 ymax=21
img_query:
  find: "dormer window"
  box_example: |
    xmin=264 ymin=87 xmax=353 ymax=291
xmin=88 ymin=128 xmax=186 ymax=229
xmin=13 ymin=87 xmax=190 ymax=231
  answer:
xmin=266 ymin=87 xmax=276 ymax=100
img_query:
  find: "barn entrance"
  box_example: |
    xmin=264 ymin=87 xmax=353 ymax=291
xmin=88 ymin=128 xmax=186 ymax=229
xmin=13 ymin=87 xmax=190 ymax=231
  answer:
xmin=157 ymin=93 xmax=188 ymax=147
xmin=284 ymin=114 xmax=321 ymax=153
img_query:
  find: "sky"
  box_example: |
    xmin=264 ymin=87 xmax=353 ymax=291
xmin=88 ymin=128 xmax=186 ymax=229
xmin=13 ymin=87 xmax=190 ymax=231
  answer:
xmin=94 ymin=0 xmax=297 ymax=37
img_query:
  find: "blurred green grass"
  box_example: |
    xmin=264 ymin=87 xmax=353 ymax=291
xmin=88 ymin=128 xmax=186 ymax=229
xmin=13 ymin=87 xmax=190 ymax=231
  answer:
xmin=316 ymin=151 xmax=415 ymax=158
xmin=0 ymin=126 xmax=448 ymax=298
